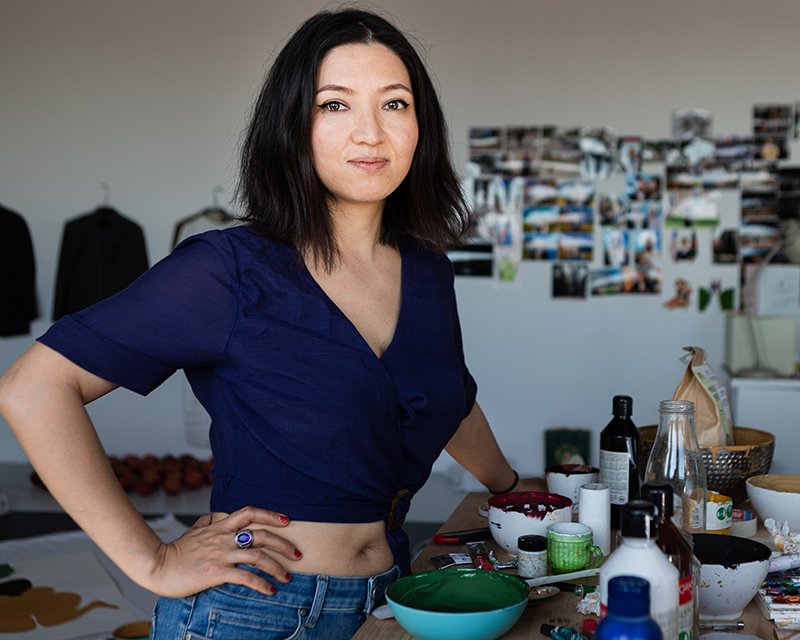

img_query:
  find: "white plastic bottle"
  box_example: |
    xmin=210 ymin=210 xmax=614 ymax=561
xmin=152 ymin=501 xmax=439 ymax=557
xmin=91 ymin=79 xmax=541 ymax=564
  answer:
xmin=600 ymin=500 xmax=679 ymax=640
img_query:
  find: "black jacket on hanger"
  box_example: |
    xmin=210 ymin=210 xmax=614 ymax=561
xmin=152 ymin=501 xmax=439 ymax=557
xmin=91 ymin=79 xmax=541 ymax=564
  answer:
xmin=53 ymin=207 xmax=149 ymax=321
xmin=0 ymin=203 xmax=39 ymax=336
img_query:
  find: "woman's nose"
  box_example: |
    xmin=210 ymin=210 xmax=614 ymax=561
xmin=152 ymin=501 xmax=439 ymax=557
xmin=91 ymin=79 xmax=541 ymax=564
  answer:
xmin=352 ymin=109 xmax=385 ymax=145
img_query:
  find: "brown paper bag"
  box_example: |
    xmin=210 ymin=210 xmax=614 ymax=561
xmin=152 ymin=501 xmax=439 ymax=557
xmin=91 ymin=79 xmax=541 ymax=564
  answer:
xmin=672 ymin=346 xmax=734 ymax=447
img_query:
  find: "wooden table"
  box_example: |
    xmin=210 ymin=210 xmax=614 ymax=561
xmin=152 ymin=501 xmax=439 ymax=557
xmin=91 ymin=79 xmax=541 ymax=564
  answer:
xmin=353 ymin=492 xmax=779 ymax=640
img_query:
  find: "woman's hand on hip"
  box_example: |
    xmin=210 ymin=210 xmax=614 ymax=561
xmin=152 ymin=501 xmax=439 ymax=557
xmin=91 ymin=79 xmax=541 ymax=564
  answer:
xmin=146 ymin=506 xmax=301 ymax=598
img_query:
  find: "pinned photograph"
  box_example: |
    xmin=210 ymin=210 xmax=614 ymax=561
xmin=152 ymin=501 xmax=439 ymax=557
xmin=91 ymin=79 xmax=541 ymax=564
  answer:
xmin=739 ymin=221 xmax=780 ymax=263
xmin=666 ymin=166 xmax=703 ymax=190
xmin=469 ymin=126 xmax=504 ymax=152
xmin=597 ymin=191 xmax=624 ymax=227
xmin=618 ymin=136 xmax=643 ymax=176
xmin=590 ymin=266 xmax=661 ymax=295
xmin=712 ymin=228 xmax=739 ymax=264
xmin=680 ymin=136 xmax=716 ymax=166
xmin=604 ymin=229 xmax=629 ymax=268
xmin=626 ymin=201 xmax=661 ymax=230
xmin=714 ymin=135 xmax=753 ymax=165
xmin=643 ymin=139 xmax=681 ymax=165
xmin=634 ymin=229 xmax=661 ymax=268
xmin=523 ymin=205 xmax=560 ymax=235
xmin=558 ymin=205 xmax=593 ymax=233
xmin=505 ymin=126 xmax=542 ymax=176
xmin=558 ymin=231 xmax=593 ymax=261
xmin=579 ymin=126 xmax=617 ymax=180
xmin=553 ymin=263 xmax=589 ymax=299
xmin=627 ymin=173 xmax=663 ymax=200
xmin=539 ymin=126 xmax=582 ymax=176
xmin=672 ymin=107 xmax=714 ymax=141
xmin=665 ymin=190 xmax=721 ymax=228
xmin=664 ymin=278 xmax=693 ymax=310
xmin=523 ymin=231 xmax=559 ymax=260
xmin=741 ymin=192 xmax=778 ymax=224
xmin=753 ymin=135 xmax=788 ymax=162
xmin=778 ymin=167 xmax=800 ymax=219
xmin=670 ymin=229 xmax=697 ymax=262
xmin=753 ymin=104 xmax=794 ymax=136
xmin=740 ymin=166 xmax=779 ymax=192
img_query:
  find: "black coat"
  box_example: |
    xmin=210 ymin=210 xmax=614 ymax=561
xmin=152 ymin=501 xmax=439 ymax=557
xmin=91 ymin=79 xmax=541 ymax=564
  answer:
xmin=0 ymin=204 xmax=38 ymax=336
xmin=53 ymin=207 xmax=149 ymax=320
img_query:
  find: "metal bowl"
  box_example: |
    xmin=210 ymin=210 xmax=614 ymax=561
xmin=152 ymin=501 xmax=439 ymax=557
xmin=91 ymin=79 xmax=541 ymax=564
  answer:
xmin=639 ymin=426 xmax=775 ymax=505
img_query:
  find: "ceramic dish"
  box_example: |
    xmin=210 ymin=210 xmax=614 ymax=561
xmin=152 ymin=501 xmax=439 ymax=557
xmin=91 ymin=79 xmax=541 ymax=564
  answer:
xmin=385 ymin=567 xmax=529 ymax=640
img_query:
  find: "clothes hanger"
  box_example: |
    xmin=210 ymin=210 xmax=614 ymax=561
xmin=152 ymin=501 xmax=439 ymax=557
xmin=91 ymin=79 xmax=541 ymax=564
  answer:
xmin=203 ymin=185 xmax=232 ymax=221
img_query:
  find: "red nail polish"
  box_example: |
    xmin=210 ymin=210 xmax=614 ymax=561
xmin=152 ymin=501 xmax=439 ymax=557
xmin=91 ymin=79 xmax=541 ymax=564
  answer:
xmin=285 ymin=572 xmax=292 ymax=582
xmin=294 ymin=548 xmax=302 ymax=559
xmin=279 ymin=515 xmax=289 ymax=524
xmin=269 ymin=586 xmax=276 ymax=595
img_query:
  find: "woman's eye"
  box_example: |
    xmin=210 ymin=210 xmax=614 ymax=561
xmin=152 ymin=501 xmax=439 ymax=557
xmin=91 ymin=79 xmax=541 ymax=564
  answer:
xmin=319 ymin=101 xmax=346 ymax=112
xmin=385 ymin=99 xmax=409 ymax=111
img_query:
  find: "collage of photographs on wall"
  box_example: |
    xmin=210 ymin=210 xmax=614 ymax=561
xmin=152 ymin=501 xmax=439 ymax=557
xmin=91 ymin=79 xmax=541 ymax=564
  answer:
xmin=454 ymin=104 xmax=800 ymax=310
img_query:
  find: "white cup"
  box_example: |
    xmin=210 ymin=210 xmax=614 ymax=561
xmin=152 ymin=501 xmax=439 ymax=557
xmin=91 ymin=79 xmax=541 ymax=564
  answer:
xmin=545 ymin=464 xmax=599 ymax=514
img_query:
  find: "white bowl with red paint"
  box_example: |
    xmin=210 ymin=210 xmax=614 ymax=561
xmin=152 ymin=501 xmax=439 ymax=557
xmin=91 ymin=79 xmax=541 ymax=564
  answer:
xmin=487 ymin=492 xmax=573 ymax=556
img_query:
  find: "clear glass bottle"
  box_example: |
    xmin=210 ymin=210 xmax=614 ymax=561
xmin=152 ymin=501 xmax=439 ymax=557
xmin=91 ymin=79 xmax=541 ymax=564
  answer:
xmin=599 ymin=395 xmax=642 ymax=530
xmin=644 ymin=400 xmax=707 ymax=535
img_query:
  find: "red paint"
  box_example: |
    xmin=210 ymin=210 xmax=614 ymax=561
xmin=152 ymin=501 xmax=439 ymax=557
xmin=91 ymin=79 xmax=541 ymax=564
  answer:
xmin=487 ymin=491 xmax=572 ymax=518
xmin=546 ymin=464 xmax=598 ymax=476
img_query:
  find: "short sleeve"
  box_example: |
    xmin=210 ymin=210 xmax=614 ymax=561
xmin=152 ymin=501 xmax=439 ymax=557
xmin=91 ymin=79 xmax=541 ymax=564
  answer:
xmin=38 ymin=232 xmax=239 ymax=395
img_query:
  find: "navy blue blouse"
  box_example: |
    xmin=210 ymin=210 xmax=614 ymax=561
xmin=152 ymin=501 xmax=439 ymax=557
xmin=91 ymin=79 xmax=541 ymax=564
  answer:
xmin=39 ymin=226 xmax=476 ymax=571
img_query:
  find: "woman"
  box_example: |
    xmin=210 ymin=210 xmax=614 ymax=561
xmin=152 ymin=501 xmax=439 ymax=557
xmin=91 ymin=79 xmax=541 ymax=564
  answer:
xmin=0 ymin=8 xmax=542 ymax=639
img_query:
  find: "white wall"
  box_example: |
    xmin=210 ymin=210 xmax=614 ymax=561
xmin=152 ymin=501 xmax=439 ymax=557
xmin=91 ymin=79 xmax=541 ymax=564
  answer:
xmin=2 ymin=1 xmax=800 ymax=483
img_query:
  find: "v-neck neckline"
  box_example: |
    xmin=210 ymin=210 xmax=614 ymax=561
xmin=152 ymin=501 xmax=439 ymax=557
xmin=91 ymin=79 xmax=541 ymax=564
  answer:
xmin=302 ymin=248 xmax=405 ymax=361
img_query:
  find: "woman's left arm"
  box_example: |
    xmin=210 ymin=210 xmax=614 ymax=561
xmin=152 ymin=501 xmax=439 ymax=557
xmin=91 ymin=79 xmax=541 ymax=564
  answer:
xmin=445 ymin=401 xmax=546 ymax=493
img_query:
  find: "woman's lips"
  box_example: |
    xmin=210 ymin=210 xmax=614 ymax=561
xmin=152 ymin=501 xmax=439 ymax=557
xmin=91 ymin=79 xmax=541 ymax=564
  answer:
xmin=349 ymin=157 xmax=388 ymax=172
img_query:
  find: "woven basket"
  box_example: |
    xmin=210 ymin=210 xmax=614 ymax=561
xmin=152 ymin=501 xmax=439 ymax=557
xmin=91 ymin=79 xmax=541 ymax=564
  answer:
xmin=638 ymin=426 xmax=775 ymax=505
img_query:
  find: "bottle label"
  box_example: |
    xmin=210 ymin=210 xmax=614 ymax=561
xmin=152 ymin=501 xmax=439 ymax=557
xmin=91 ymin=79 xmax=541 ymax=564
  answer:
xmin=653 ymin=609 xmax=678 ymax=640
xmin=678 ymin=574 xmax=694 ymax=640
xmin=599 ymin=449 xmax=630 ymax=505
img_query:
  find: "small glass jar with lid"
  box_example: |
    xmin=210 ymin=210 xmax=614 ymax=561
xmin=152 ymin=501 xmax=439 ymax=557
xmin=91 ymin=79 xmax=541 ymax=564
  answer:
xmin=517 ymin=534 xmax=547 ymax=579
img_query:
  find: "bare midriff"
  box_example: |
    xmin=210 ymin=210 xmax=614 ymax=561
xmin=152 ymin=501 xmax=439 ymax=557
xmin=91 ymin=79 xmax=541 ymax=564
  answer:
xmin=211 ymin=513 xmax=395 ymax=577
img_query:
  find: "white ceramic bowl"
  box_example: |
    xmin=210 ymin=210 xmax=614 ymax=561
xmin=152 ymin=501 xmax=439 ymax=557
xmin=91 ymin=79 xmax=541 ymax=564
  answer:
xmin=487 ymin=491 xmax=572 ymax=555
xmin=746 ymin=474 xmax=800 ymax=532
xmin=693 ymin=533 xmax=771 ymax=620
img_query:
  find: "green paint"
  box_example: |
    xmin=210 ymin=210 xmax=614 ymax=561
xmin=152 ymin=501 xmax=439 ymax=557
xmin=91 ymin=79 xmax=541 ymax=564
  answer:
xmin=386 ymin=567 xmax=528 ymax=613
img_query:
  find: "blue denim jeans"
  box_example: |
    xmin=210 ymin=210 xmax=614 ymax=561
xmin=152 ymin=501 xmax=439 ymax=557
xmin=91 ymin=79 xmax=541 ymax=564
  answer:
xmin=150 ymin=564 xmax=399 ymax=640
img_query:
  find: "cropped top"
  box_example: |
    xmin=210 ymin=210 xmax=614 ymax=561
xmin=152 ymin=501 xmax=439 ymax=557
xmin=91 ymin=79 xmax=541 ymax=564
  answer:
xmin=39 ymin=226 xmax=477 ymax=570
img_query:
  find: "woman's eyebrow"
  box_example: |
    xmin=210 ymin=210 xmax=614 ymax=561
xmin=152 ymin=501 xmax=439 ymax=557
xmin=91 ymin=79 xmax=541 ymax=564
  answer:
xmin=315 ymin=83 xmax=412 ymax=95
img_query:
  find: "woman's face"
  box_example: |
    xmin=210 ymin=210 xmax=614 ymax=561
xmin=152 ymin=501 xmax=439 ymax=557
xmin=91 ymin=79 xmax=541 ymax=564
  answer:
xmin=311 ymin=43 xmax=418 ymax=216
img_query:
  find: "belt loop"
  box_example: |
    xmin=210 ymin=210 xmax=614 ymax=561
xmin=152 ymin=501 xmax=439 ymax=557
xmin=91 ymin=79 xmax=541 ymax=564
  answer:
xmin=305 ymin=575 xmax=328 ymax=628
xmin=388 ymin=487 xmax=409 ymax=532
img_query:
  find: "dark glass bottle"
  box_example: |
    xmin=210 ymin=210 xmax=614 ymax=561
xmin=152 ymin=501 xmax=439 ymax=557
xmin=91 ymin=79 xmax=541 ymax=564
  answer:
xmin=596 ymin=576 xmax=663 ymax=640
xmin=641 ymin=482 xmax=699 ymax=640
xmin=599 ymin=395 xmax=642 ymax=529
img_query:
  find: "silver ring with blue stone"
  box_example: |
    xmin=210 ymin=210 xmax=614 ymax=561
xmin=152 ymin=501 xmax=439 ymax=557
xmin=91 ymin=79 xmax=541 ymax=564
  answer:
xmin=234 ymin=529 xmax=254 ymax=549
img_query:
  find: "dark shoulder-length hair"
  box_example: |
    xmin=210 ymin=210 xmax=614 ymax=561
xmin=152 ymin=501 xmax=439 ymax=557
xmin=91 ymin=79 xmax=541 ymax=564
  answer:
xmin=236 ymin=7 xmax=469 ymax=269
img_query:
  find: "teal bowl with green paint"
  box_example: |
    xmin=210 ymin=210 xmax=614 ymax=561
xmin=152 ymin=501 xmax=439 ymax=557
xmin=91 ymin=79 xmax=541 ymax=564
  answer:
xmin=385 ymin=567 xmax=529 ymax=640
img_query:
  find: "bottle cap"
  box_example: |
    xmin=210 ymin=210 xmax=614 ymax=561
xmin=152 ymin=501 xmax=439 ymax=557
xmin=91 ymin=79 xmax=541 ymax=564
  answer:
xmin=612 ymin=395 xmax=633 ymax=417
xmin=606 ymin=575 xmax=651 ymax=617
xmin=621 ymin=500 xmax=659 ymax=539
xmin=517 ymin=534 xmax=547 ymax=552
xmin=640 ymin=482 xmax=674 ymax=519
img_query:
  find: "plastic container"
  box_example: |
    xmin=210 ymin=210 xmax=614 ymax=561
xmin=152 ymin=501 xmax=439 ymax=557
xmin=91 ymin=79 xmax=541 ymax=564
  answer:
xmin=600 ymin=501 xmax=678 ymax=640
xmin=596 ymin=576 xmax=663 ymax=640
xmin=641 ymin=482 xmax=699 ymax=640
